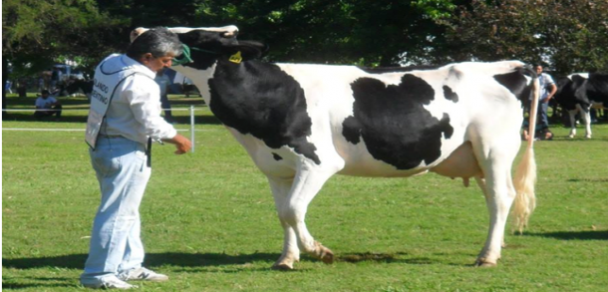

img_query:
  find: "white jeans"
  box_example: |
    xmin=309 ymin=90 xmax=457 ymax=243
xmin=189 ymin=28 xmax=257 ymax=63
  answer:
xmin=82 ymin=137 xmax=151 ymax=279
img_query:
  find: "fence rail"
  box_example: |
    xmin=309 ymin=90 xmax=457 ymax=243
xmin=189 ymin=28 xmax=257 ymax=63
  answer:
xmin=2 ymin=105 xmax=199 ymax=153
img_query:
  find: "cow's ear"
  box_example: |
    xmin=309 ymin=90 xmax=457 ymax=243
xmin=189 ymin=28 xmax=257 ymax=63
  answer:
xmin=230 ymin=41 xmax=268 ymax=61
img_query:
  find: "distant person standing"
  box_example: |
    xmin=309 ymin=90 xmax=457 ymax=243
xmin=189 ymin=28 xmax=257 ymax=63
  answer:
xmin=34 ymin=89 xmax=62 ymax=120
xmin=51 ymin=67 xmax=62 ymax=91
xmin=535 ymin=65 xmax=557 ymax=139
xmin=155 ymin=68 xmax=174 ymax=123
xmin=524 ymin=65 xmax=557 ymax=140
xmin=5 ymin=80 xmax=13 ymax=94
xmin=81 ymin=27 xmax=191 ymax=289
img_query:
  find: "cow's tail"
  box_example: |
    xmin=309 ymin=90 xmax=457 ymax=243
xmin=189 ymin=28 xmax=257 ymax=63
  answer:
xmin=512 ymin=69 xmax=539 ymax=234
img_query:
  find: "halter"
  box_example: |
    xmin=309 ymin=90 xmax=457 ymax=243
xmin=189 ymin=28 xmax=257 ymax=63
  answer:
xmin=172 ymin=44 xmax=221 ymax=66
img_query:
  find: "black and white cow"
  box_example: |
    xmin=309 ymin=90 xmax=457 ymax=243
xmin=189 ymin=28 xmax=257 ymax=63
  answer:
xmin=554 ymin=73 xmax=608 ymax=138
xmin=132 ymin=26 xmax=540 ymax=268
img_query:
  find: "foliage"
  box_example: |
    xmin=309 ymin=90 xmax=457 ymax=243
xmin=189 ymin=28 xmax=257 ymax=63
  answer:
xmin=440 ymin=0 xmax=608 ymax=75
xmin=4 ymin=0 xmax=608 ymax=74
xmin=2 ymin=103 xmax=608 ymax=291
xmin=2 ymin=0 xmax=126 ymax=77
xmin=187 ymin=0 xmax=458 ymax=66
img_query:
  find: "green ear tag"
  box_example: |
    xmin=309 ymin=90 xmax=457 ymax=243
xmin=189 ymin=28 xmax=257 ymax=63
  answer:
xmin=229 ymin=51 xmax=242 ymax=64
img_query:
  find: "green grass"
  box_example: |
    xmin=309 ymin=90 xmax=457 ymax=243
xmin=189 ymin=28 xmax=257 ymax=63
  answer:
xmin=3 ymin=95 xmax=608 ymax=291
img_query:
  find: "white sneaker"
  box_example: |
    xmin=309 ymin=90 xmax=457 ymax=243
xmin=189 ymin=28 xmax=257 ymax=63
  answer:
xmin=80 ymin=274 xmax=137 ymax=289
xmin=118 ymin=267 xmax=169 ymax=282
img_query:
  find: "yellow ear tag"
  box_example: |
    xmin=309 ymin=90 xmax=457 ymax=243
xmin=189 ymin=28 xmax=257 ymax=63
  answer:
xmin=229 ymin=51 xmax=242 ymax=64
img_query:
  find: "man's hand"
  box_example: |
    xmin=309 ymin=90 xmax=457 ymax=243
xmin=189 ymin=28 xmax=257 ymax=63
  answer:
xmin=163 ymin=134 xmax=192 ymax=154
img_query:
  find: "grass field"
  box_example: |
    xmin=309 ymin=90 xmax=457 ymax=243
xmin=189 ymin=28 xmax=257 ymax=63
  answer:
xmin=2 ymin=94 xmax=608 ymax=291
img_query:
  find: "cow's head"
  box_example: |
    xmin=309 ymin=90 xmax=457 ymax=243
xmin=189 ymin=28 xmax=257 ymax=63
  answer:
xmin=130 ymin=26 xmax=267 ymax=70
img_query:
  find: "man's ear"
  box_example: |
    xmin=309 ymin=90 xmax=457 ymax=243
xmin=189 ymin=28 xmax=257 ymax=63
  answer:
xmin=138 ymin=53 xmax=154 ymax=65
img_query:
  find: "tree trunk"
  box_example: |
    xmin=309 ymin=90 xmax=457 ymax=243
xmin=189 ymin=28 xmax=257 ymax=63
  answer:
xmin=2 ymin=55 xmax=8 ymax=120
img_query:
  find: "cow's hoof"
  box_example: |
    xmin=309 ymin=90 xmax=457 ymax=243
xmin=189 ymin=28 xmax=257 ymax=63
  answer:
xmin=569 ymin=134 xmax=575 ymax=139
xmin=313 ymin=241 xmax=334 ymax=264
xmin=474 ymin=259 xmax=497 ymax=267
xmin=271 ymin=262 xmax=294 ymax=271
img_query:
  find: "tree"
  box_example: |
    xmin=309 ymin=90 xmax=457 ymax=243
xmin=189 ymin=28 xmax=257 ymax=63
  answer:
xmin=2 ymin=0 xmax=125 ymax=116
xmin=439 ymin=0 xmax=608 ymax=75
xmin=185 ymin=0 xmax=459 ymax=66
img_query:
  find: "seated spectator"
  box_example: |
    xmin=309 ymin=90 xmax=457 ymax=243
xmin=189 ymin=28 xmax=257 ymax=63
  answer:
xmin=34 ymin=89 xmax=62 ymax=120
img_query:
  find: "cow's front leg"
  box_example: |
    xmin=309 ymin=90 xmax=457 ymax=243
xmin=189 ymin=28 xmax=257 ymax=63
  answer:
xmin=268 ymin=176 xmax=300 ymax=270
xmin=580 ymin=108 xmax=592 ymax=139
xmin=279 ymin=165 xmax=338 ymax=265
xmin=568 ymin=110 xmax=578 ymax=138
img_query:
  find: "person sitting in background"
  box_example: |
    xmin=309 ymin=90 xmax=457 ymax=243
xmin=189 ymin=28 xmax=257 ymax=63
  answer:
xmin=34 ymin=89 xmax=62 ymax=120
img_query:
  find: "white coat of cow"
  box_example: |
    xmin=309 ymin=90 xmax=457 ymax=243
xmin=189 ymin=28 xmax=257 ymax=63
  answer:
xmin=132 ymin=26 xmax=540 ymax=269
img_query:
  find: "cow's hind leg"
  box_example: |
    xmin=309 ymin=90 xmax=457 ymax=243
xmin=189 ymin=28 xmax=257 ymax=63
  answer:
xmin=267 ymin=176 xmax=300 ymax=270
xmin=279 ymin=165 xmax=339 ymax=265
xmin=473 ymin=139 xmax=520 ymax=267
xmin=578 ymin=105 xmax=592 ymax=139
xmin=475 ymin=177 xmax=507 ymax=250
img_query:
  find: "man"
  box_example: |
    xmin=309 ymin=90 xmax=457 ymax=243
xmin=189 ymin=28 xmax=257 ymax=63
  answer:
xmin=34 ymin=89 xmax=62 ymax=120
xmin=81 ymin=28 xmax=192 ymax=289
xmin=524 ymin=65 xmax=557 ymax=140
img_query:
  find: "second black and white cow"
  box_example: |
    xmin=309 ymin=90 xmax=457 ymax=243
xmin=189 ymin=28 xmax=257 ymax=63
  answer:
xmin=132 ymin=26 xmax=540 ymax=268
xmin=554 ymin=72 xmax=608 ymax=138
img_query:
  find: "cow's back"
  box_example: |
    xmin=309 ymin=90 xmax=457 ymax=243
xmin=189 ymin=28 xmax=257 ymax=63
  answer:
xmin=278 ymin=62 xmax=529 ymax=177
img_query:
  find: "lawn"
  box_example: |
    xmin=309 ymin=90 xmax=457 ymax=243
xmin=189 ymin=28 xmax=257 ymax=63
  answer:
xmin=2 ymin=93 xmax=608 ymax=291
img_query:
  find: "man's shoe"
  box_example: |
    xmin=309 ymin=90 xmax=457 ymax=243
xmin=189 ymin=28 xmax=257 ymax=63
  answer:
xmin=80 ymin=275 xmax=137 ymax=290
xmin=119 ymin=267 xmax=169 ymax=282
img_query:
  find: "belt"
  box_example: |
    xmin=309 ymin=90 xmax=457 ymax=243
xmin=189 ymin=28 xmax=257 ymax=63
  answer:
xmin=98 ymin=134 xmax=124 ymax=139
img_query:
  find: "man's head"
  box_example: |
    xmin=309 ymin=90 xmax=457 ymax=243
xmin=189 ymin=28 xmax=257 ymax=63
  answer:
xmin=41 ymin=89 xmax=50 ymax=99
xmin=535 ymin=65 xmax=544 ymax=74
xmin=126 ymin=27 xmax=183 ymax=72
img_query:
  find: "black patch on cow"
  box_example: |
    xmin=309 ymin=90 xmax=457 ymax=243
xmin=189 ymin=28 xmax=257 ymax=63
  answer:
xmin=555 ymin=77 xmax=582 ymax=111
xmin=343 ymin=74 xmax=454 ymax=170
xmin=208 ymin=60 xmax=321 ymax=164
xmin=493 ymin=67 xmax=535 ymax=104
xmin=556 ymin=73 xmax=608 ymax=111
xmin=443 ymin=86 xmax=458 ymax=102
xmin=272 ymin=153 xmax=283 ymax=161
xmin=176 ymin=30 xmax=228 ymax=70
xmin=585 ymin=73 xmax=608 ymax=104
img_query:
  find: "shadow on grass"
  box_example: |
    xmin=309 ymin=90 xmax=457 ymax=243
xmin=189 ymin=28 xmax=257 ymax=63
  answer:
xmin=527 ymin=230 xmax=608 ymax=240
xmin=335 ymin=251 xmax=470 ymax=266
xmin=2 ymin=277 xmax=77 ymax=290
xmin=2 ymin=252 xmax=281 ymax=271
xmin=3 ymin=250 xmax=466 ymax=272
xmin=337 ymin=252 xmax=429 ymax=264
xmin=567 ymin=178 xmax=608 ymax=183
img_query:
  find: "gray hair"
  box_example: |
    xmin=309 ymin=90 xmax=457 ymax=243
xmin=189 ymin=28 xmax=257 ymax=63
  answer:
xmin=126 ymin=27 xmax=183 ymax=59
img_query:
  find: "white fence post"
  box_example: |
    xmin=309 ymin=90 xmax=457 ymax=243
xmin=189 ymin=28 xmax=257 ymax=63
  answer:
xmin=190 ymin=105 xmax=195 ymax=153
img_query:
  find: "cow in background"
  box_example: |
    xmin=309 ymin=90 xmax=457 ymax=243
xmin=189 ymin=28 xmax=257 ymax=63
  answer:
xmin=131 ymin=26 xmax=540 ymax=269
xmin=554 ymin=73 xmax=608 ymax=138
